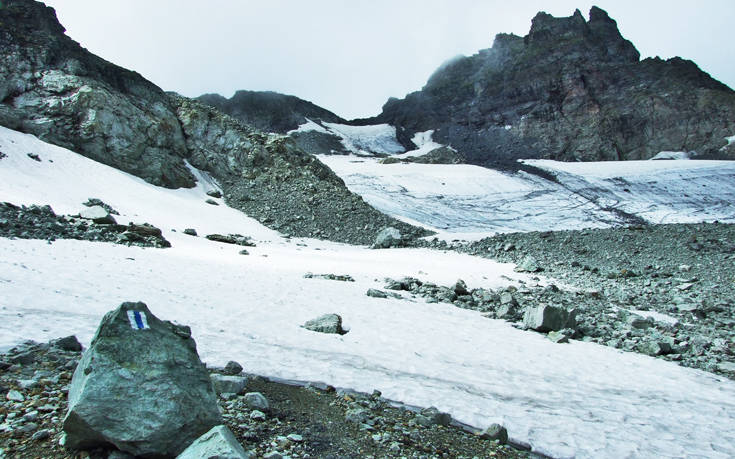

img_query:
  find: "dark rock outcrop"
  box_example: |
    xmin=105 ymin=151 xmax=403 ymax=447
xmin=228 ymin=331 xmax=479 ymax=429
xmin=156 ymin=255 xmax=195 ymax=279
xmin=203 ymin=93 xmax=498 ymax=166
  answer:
xmin=0 ymin=0 xmax=195 ymax=188
xmin=197 ymin=90 xmax=345 ymax=134
xmin=369 ymin=7 xmax=735 ymax=166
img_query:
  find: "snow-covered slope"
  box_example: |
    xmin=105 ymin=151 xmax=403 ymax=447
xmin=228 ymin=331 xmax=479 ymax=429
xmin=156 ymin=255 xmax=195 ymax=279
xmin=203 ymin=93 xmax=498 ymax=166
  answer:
xmin=2 ymin=126 xmax=735 ymax=458
xmin=289 ymin=119 xmax=405 ymax=155
xmin=318 ymin=155 xmax=735 ymax=239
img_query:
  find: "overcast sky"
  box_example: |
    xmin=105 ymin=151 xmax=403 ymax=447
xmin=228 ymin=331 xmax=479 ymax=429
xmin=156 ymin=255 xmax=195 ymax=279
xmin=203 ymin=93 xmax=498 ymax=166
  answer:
xmin=42 ymin=0 xmax=735 ymax=120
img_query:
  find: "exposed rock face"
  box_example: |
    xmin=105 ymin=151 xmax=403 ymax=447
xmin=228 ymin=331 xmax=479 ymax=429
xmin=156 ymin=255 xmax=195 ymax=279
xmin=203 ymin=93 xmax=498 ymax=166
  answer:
xmin=172 ymin=95 xmax=428 ymax=244
xmin=0 ymin=0 xmax=195 ymax=188
xmin=63 ymin=302 xmax=222 ymax=457
xmin=370 ymin=7 xmax=735 ymax=166
xmin=197 ymin=90 xmax=345 ymax=134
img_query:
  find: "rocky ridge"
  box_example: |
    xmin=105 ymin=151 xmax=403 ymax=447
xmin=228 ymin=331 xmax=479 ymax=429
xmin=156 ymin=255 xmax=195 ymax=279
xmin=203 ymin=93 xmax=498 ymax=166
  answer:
xmin=0 ymin=0 xmax=427 ymax=245
xmin=0 ymin=201 xmax=171 ymax=248
xmin=197 ymin=91 xmax=346 ymax=135
xmin=367 ymin=7 xmax=735 ymax=166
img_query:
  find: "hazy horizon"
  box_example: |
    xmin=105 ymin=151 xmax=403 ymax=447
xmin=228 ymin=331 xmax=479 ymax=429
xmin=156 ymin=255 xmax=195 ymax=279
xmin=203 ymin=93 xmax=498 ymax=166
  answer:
xmin=42 ymin=0 xmax=735 ymax=119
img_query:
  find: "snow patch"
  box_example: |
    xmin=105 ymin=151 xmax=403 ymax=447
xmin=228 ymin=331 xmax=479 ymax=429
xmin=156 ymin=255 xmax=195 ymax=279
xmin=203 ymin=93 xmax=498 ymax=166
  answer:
xmin=286 ymin=117 xmax=330 ymax=135
xmin=394 ymin=130 xmax=448 ymax=159
xmin=650 ymin=151 xmax=690 ymax=160
xmin=322 ymin=122 xmax=404 ymax=155
xmin=629 ymin=310 xmax=679 ymax=326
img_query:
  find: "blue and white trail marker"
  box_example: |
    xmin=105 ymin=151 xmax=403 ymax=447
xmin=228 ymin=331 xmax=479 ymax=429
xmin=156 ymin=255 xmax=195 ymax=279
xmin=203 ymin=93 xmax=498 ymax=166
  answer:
xmin=127 ymin=310 xmax=150 ymax=330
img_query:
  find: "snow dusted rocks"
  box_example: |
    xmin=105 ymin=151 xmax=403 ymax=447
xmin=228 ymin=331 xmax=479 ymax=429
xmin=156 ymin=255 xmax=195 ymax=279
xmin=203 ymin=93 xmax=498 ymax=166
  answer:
xmin=301 ymin=314 xmax=348 ymax=335
xmin=62 ymin=302 xmax=222 ymax=457
xmin=176 ymin=425 xmax=253 ymax=459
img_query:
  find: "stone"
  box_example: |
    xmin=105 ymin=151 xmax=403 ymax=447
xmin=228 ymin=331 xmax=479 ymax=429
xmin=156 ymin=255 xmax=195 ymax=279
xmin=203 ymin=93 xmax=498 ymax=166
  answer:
xmin=287 ymin=433 xmax=303 ymax=442
xmin=514 ymin=256 xmax=542 ymax=273
xmin=206 ymin=190 xmax=223 ymax=199
xmin=716 ymin=362 xmax=735 ymax=374
xmin=243 ymin=392 xmax=270 ymax=412
xmin=640 ymin=341 xmax=673 ymax=356
xmin=223 ymin=360 xmax=243 ymax=375
xmin=345 ymin=408 xmax=369 ymax=424
xmin=31 ymin=429 xmax=51 ymax=441
xmin=366 ymin=288 xmax=389 ymax=299
xmin=205 ymin=199 xmax=220 ymax=206
xmin=79 ymin=206 xmax=117 ymax=225
xmin=415 ymin=407 xmax=452 ymax=427
xmin=481 ymin=423 xmax=508 ymax=444
xmin=6 ymin=390 xmax=24 ymax=402
xmin=210 ymin=374 xmax=248 ymax=395
xmin=183 ymin=228 xmax=198 ymax=236
xmin=51 ymin=335 xmax=82 ymax=352
xmin=547 ymin=331 xmax=569 ymax=344
xmin=62 ymin=302 xmax=222 ymax=457
xmin=454 ymin=279 xmax=469 ymax=295
xmin=238 ymin=249 xmax=249 ymax=255
xmin=249 ymin=410 xmax=266 ymax=421
xmin=176 ymin=425 xmax=252 ymax=459
xmin=373 ymin=227 xmax=402 ymax=249
xmin=629 ymin=316 xmax=653 ymax=330
xmin=499 ymin=292 xmax=516 ymax=306
xmin=523 ymin=305 xmax=577 ymax=332
xmin=206 ymin=234 xmax=255 ymax=246
xmin=302 ymin=314 xmax=347 ymax=335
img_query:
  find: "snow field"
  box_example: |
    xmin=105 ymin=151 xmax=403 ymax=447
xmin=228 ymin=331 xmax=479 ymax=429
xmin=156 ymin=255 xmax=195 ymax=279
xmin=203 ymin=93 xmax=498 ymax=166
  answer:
xmin=2 ymin=127 xmax=735 ymax=458
xmin=318 ymin=154 xmax=735 ymax=240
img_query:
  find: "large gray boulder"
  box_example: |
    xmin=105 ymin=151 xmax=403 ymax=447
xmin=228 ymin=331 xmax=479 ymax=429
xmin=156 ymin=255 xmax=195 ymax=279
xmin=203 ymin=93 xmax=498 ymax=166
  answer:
xmin=523 ymin=305 xmax=577 ymax=332
xmin=372 ymin=227 xmax=402 ymax=249
xmin=302 ymin=314 xmax=347 ymax=335
xmin=62 ymin=302 xmax=222 ymax=457
xmin=177 ymin=425 xmax=252 ymax=459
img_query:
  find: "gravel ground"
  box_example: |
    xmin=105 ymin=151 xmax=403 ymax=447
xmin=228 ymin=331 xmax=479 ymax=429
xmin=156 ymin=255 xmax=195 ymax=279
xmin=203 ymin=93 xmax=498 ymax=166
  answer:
xmin=0 ymin=340 xmax=530 ymax=459
xmin=448 ymin=223 xmax=735 ymax=378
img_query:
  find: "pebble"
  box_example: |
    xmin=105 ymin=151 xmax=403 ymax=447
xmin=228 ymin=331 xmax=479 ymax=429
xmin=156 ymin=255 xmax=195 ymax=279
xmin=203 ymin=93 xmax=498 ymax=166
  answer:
xmin=6 ymin=390 xmax=24 ymax=402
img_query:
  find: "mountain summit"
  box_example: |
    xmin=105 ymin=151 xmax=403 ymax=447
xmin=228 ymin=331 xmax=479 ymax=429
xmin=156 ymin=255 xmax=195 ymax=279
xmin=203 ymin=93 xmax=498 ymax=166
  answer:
xmin=368 ymin=6 xmax=735 ymax=166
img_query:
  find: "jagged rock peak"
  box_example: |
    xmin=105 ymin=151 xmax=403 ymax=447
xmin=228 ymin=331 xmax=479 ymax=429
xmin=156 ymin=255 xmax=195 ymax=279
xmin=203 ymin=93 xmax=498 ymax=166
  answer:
xmin=525 ymin=6 xmax=639 ymax=62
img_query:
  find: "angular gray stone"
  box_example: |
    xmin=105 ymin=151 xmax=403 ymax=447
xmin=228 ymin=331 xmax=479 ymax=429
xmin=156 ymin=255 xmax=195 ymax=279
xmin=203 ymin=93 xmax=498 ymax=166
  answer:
xmin=79 ymin=206 xmax=117 ymax=225
xmin=302 ymin=314 xmax=347 ymax=335
xmin=366 ymin=288 xmax=389 ymax=299
xmin=210 ymin=374 xmax=248 ymax=395
xmin=183 ymin=228 xmax=198 ymax=236
xmin=481 ymin=423 xmax=508 ymax=444
xmin=416 ymin=407 xmax=452 ymax=427
xmin=6 ymin=390 xmax=24 ymax=402
xmin=372 ymin=227 xmax=402 ymax=249
xmin=176 ymin=425 xmax=252 ymax=459
xmin=50 ymin=335 xmax=82 ymax=352
xmin=345 ymin=408 xmax=370 ymax=424
xmin=453 ymin=279 xmax=469 ymax=295
xmin=62 ymin=302 xmax=222 ymax=457
xmin=514 ymin=256 xmax=542 ymax=273
xmin=547 ymin=331 xmax=569 ymax=344
xmin=523 ymin=305 xmax=577 ymax=332
xmin=223 ymin=360 xmax=243 ymax=375
xmin=243 ymin=392 xmax=270 ymax=412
